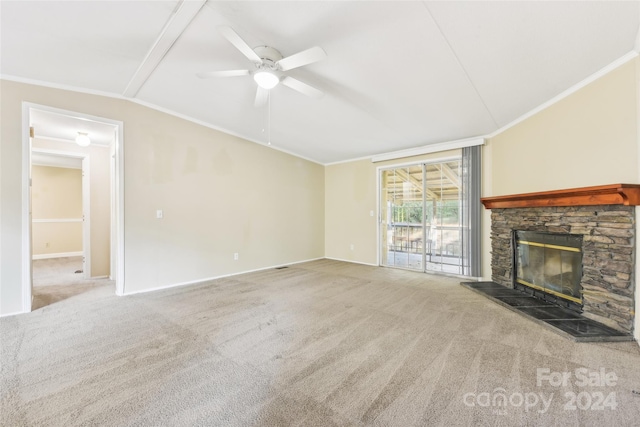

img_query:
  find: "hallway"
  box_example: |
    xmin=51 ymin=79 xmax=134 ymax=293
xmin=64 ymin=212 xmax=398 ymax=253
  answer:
xmin=32 ymin=256 xmax=112 ymax=310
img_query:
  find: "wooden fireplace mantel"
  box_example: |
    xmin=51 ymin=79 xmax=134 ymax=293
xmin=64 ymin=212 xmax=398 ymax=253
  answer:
xmin=481 ymin=184 xmax=640 ymax=209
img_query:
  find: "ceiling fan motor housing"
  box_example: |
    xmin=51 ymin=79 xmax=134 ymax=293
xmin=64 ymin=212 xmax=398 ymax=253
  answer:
xmin=254 ymin=46 xmax=283 ymax=71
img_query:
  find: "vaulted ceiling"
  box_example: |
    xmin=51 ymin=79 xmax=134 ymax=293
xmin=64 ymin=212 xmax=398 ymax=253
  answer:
xmin=1 ymin=1 xmax=639 ymax=164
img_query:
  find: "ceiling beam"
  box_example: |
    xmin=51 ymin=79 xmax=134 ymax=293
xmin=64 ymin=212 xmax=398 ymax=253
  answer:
xmin=393 ymin=169 xmax=440 ymax=200
xmin=420 ymin=2 xmax=499 ymax=129
xmin=440 ymin=164 xmax=461 ymax=189
xmin=123 ymin=0 xmax=206 ymax=98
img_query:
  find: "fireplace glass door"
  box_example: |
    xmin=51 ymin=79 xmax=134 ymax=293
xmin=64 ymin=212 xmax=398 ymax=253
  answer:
xmin=514 ymin=231 xmax=583 ymax=304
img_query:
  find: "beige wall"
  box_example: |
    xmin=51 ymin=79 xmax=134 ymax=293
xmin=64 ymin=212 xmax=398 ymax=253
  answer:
xmin=31 ymin=165 xmax=83 ymax=256
xmin=121 ymin=101 xmax=325 ymax=293
xmin=31 ymin=139 xmax=112 ymax=277
xmin=32 ymin=222 xmax=83 ymax=255
xmin=324 ymin=159 xmax=377 ymax=264
xmin=488 ymin=59 xmax=638 ymax=196
xmin=324 ymin=150 xmax=460 ymax=265
xmin=32 ymin=165 xmax=82 ymax=219
xmin=483 ymin=58 xmax=639 ymax=280
xmin=0 ymin=80 xmax=325 ymax=314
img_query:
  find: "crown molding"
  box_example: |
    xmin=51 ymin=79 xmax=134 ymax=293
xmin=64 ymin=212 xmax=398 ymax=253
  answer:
xmin=1 ymin=75 xmax=323 ymax=166
xmin=486 ymin=50 xmax=639 ymax=139
xmin=370 ymin=136 xmax=485 ymax=163
xmin=4 ymin=48 xmax=639 ymax=167
xmin=1 ymin=74 xmax=127 ymax=100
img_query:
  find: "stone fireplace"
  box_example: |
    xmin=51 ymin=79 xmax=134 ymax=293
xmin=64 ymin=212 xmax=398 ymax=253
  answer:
xmin=481 ymin=184 xmax=640 ymax=334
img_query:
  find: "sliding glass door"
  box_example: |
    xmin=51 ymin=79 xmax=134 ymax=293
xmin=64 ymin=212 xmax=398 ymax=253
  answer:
xmin=380 ymin=165 xmax=425 ymax=270
xmin=425 ymin=160 xmax=463 ymax=273
xmin=380 ymin=156 xmax=476 ymax=276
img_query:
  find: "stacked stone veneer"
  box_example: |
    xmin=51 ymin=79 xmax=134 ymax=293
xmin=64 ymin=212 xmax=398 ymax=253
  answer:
xmin=491 ymin=205 xmax=635 ymax=333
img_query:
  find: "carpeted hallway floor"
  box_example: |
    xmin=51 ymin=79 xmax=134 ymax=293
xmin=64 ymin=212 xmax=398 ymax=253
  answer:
xmin=31 ymin=256 xmax=113 ymax=310
xmin=2 ymin=259 xmax=640 ymax=426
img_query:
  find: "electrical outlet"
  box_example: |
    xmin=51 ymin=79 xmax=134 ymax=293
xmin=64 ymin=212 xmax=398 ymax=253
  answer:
xmin=350 ymin=244 xmax=354 ymax=251
xmin=156 ymin=209 xmax=163 ymax=219
xmin=370 ymin=210 xmax=374 ymax=217
xmin=234 ymin=253 xmax=239 ymax=261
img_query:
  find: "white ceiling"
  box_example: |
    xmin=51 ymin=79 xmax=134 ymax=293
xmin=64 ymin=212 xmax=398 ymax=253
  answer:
xmin=32 ymin=152 xmax=82 ymax=169
xmin=30 ymin=109 xmax=117 ymax=146
xmin=2 ymin=1 xmax=639 ymax=164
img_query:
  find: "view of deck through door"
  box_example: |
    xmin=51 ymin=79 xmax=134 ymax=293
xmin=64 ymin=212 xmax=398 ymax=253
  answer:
xmin=380 ymin=159 xmax=464 ymax=275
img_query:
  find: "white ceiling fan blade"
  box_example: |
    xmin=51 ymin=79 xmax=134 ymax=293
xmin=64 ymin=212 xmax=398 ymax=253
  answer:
xmin=218 ymin=26 xmax=262 ymax=64
xmin=197 ymin=70 xmax=249 ymax=78
xmin=255 ymin=86 xmax=269 ymax=107
xmin=281 ymin=77 xmax=324 ymax=99
xmin=278 ymin=46 xmax=326 ymax=71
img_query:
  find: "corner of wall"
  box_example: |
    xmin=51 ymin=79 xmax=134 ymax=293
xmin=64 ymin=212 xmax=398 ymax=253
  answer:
xmin=635 ymin=206 xmax=640 ymax=343
xmin=635 ymin=57 xmax=640 ymax=344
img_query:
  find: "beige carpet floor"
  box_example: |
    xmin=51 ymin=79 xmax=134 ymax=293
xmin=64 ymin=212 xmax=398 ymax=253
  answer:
xmin=31 ymin=256 xmax=113 ymax=311
xmin=2 ymin=259 xmax=640 ymax=426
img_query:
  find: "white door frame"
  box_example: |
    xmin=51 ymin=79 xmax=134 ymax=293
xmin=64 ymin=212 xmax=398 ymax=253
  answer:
xmin=21 ymin=102 xmax=125 ymax=312
xmin=82 ymin=156 xmax=91 ymax=278
xmin=31 ymin=149 xmax=91 ymax=278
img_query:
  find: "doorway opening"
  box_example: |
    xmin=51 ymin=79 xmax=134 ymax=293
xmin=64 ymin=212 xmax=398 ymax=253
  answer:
xmin=380 ymin=159 xmax=464 ymax=274
xmin=378 ymin=148 xmax=481 ymax=278
xmin=22 ymin=103 xmax=124 ymax=312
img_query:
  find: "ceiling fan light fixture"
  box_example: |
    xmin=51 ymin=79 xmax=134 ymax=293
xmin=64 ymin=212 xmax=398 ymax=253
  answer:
xmin=253 ymin=71 xmax=279 ymax=90
xmin=76 ymin=132 xmax=91 ymax=147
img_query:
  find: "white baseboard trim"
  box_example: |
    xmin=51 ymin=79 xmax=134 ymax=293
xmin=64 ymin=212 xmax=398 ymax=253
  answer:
xmin=32 ymin=251 xmax=82 ymax=260
xmin=0 ymin=309 xmax=28 ymax=318
xmin=120 ymin=257 xmax=325 ymax=297
xmin=324 ymin=257 xmax=378 ymax=267
xmin=325 ymin=257 xmax=482 ymax=280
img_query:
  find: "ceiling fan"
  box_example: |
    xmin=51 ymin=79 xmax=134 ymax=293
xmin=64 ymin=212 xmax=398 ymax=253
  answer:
xmin=198 ymin=26 xmax=327 ymax=107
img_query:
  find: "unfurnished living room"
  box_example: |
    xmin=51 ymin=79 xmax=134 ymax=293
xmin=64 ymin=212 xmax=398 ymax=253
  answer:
xmin=1 ymin=1 xmax=640 ymax=426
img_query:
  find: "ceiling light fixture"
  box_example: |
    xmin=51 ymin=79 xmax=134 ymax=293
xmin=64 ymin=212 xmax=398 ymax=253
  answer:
xmin=253 ymin=70 xmax=279 ymax=90
xmin=76 ymin=132 xmax=91 ymax=147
